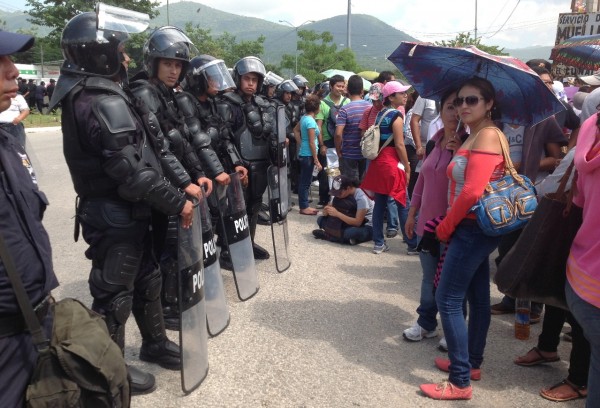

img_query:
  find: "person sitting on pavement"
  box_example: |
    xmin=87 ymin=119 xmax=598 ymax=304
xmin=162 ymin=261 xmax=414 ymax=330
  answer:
xmin=313 ymin=175 xmax=373 ymax=245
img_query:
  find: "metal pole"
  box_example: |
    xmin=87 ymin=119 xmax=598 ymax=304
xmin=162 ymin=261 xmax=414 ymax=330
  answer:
xmin=347 ymin=0 xmax=351 ymax=50
xmin=474 ymin=0 xmax=478 ymax=40
xmin=167 ymin=0 xmax=170 ymax=25
xmin=295 ymin=28 xmax=298 ymax=75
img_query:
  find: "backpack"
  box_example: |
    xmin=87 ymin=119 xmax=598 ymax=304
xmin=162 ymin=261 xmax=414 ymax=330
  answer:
xmin=360 ymin=109 xmax=398 ymax=160
xmin=323 ymin=97 xmax=348 ymax=136
xmin=323 ymin=195 xmax=358 ymax=239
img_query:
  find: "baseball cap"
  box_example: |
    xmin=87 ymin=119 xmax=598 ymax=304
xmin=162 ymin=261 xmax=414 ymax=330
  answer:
xmin=572 ymin=91 xmax=588 ymax=110
xmin=579 ymin=70 xmax=600 ymax=86
xmin=382 ymin=81 xmax=412 ymax=99
xmin=368 ymin=82 xmax=384 ymax=101
xmin=330 ymin=175 xmax=356 ymax=197
xmin=0 ymin=31 xmax=34 ymax=56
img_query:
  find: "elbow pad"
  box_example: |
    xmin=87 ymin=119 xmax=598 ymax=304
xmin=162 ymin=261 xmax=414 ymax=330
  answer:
xmin=159 ymin=150 xmax=192 ymax=189
xmin=191 ymin=129 xmax=225 ymax=178
xmin=117 ymin=167 xmax=184 ymax=215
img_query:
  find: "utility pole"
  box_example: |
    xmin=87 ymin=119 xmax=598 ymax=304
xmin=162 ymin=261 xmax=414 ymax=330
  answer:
xmin=347 ymin=0 xmax=351 ymax=50
xmin=474 ymin=0 xmax=478 ymax=40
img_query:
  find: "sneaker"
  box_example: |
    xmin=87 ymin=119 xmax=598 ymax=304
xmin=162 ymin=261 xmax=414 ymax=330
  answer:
xmin=311 ymin=180 xmax=320 ymax=187
xmin=386 ymin=229 xmax=398 ymax=238
xmin=312 ymin=229 xmax=327 ymax=240
xmin=434 ymin=357 xmax=481 ymax=381
xmin=438 ymin=337 xmax=448 ymax=352
xmin=530 ymin=312 xmax=542 ymax=324
xmin=372 ymin=243 xmax=389 ymax=254
xmin=316 ymin=202 xmax=327 ymax=209
xmin=406 ymin=246 xmax=419 ymax=255
xmin=348 ymin=238 xmax=357 ymax=246
xmin=403 ymin=322 xmax=438 ymax=341
xmin=490 ymin=302 xmax=515 ymax=315
xmin=420 ymin=381 xmax=472 ymax=400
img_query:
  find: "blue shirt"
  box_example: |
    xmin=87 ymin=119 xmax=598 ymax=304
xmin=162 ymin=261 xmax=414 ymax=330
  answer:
xmin=299 ymin=115 xmax=319 ymax=157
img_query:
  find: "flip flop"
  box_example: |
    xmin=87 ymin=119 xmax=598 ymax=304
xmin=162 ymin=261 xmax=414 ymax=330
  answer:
xmin=514 ymin=347 xmax=560 ymax=367
xmin=540 ymin=379 xmax=587 ymax=402
xmin=299 ymin=209 xmax=318 ymax=215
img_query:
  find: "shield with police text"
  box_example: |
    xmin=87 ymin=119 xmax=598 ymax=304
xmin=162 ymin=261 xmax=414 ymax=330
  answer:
xmin=178 ymin=201 xmax=209 ymax=393
xmin=267 ymin=104 xmax=291 ymax=272
xmin=199 ymin=190 xmax=230 ymax=336
xmin=221 ymin=172 xmax=259 ymax=301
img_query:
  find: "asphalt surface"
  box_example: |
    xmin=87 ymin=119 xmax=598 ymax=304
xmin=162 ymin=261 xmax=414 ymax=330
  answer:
xmin=28 ymin=127 xmax=584 ymax=407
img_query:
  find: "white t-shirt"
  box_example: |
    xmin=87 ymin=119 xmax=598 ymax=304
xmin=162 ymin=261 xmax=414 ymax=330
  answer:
xmin=354 ymin=188 xmax=374 ymax=227
xmin=504 ymin=124 xmax=524 ymax=170
xmin=412 ymin=97 xmax=438 ymax=145
xmin=0 ymin=94 xmax=29 ymax=123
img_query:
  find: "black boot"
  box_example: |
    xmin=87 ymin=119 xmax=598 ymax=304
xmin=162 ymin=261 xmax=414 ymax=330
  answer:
xmin=128 ymin=365 xmax=156 ymax=395
xmin=139 ymin=338 xmax=181 ymax=371
xmin=252 ymin=242 xmax=270 ymax=260
xmin=219 ymin=249 xmax=234 ymax=271
xmin=162 ymin=305 xmax=180 ymax=331
xmin=257 ymin=210 xmax=271 ymax=225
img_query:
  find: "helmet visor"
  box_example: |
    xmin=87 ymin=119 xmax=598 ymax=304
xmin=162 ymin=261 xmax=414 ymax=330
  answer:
xmin=279 ymin=80 xmax=299 ymax=93
xmin=196 ymin=59 xmax=235 ymax=92
xmin=236 ymin=57 xmax=266 ymax=78
xmin=96 ymin=3 xmax=149 ymax=34
xmin=148 ymin=27 xmax=193 ymax=52
xmin=265 ymin=71 xmax=284 ymax=86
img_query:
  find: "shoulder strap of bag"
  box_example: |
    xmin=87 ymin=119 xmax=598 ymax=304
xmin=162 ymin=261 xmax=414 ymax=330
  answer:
xmin=483 ymin=127 xmax=525 ymax=185
xmin=0 ymin=232 xmax=49 ymax=351
xmin=375 ymin=109 xmax=399 ymax=154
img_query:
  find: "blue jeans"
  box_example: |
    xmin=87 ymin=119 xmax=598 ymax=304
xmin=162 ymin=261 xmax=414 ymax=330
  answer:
xmin=386 ymin=196 xmax=398 ymax=232
xmin=398 ymin=196 xmax=417 ymax=249
xmin=416 ymin=238 xmax=442 ymax=332
xmin=298 ymin=156 xmax=314 ymax=209
xmin=435 ymin=220 xmax=500 ymax=387
xmin=317 ymin=216 xmax=372 ymax=244
xmin=567 ymin=280 xmax=600 ymax=408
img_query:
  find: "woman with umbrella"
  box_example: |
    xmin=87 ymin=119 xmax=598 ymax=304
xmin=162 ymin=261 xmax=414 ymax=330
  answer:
xmin=420 ymin=77 xmax=505 ymax=400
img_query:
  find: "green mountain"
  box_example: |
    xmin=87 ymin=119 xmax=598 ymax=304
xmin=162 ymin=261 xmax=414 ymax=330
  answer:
xmin=0 ymin=1 xmax=553 ymax=69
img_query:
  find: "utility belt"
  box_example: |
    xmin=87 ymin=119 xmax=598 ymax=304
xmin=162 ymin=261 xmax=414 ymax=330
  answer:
xmin=0 ymin=294 xmax=53 ymax=338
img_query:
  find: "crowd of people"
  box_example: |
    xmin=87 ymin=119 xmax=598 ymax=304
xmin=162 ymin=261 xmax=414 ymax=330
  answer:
xmin=1 ymin=7 xmax=599 ymax=405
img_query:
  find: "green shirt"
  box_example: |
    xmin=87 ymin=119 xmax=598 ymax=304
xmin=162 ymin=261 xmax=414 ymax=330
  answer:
xmin=316 ymin=94 xmax=350 ymax=142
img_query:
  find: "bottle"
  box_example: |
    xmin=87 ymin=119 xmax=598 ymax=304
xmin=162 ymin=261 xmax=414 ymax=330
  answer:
xmin=514 ymin=298 xmax=531 ymax=340
xmin=312 ymin=165 xmax=319 ymax=177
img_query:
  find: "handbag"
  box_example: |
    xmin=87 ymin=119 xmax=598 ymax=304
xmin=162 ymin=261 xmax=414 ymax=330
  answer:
xmin=0 ymin=232 xmax=131 ymax=407
xmin=322 ymin=195 xmax=358 ymax=239
xmin=470 ymin=128 xmax=538 ymax=236
xmin=360 ymin=109 xmax=396 ymax=160
xmin=494 ymin=160 xmax=582 ymax=310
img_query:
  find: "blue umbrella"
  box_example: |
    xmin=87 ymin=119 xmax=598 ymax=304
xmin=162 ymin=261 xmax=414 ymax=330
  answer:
xmin=388 ymin=42 xmax=565 ymax=126
xmin=550 ymin=34 xmax=600 ymax=71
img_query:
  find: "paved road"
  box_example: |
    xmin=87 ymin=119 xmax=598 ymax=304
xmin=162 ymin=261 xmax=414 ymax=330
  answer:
xmin=28 ymin=128 xmax=583 ymax=407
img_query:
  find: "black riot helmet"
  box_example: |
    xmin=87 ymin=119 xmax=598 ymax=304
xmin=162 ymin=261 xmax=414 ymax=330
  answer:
xmin=143 ymin=26 xmax=193 ymax=82
xmin=61 ymin=12 xmax=130 ymax=78
xmin=260 ymin=71 xmax=283 ymax=97
xmin=292 ymin=74 xmax=309 ymax=95
xmin=186 ymin=54 xmax=235 ymax=95
xmin=233 ymin=56 xmax=266 ymax=92
xmin=275 ymin=80 xmax=299 ymax=100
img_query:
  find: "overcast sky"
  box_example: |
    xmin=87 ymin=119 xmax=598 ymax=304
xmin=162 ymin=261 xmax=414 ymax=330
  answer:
xmin=3 ymin=0 xmax=571 ymax=48
xmin=170 ymin=0 xmax=569 ymax=49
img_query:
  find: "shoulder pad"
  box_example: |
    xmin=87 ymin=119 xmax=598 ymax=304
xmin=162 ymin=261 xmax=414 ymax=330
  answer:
xmin=92 ymin=94 xmax=137 ymax=135
xmin=175 ymin=91 xmax=197 ymax=119
xmin=130 ymin=81 xmax=162 ymax=115
xmin=221 ymin=92 xmax=244 ymax=106
xmin=82 ymin=77 xmax=128 ymax=101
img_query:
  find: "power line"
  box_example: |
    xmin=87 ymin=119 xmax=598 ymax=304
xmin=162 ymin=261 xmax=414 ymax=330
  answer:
xmin=483 ymin=0 xmax=521 ymax=39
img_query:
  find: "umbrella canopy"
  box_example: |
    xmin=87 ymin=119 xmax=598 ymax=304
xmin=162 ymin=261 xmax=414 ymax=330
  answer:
xmin=388 ymin=42 xmax=565 ymax=126
xmin=357 ymin=70 xmax=379 ymax=81
xmin=550 ymin=34 xmax=600 ymax=71
xmin=320 ymin=69 xmax=371 ymax=91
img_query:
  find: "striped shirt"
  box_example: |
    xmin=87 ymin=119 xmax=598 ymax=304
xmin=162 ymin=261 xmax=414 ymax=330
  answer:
xmin=336 ymin=100 xmax=371 ymax=159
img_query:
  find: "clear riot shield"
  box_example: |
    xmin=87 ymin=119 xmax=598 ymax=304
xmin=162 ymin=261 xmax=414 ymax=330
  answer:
xmin=199 ymin=190 xmax=230 ymax=336
xmin=220 ymin=172 xmax=259 ymax=301
xmin=267 ymin=104 xmax=291 ymax=272
xmin=178 ymin=200 xmax=209 ymax=393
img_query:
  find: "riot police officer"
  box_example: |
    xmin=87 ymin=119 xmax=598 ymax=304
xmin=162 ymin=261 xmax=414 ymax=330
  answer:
xmin=130 ymin=27 xmax=225 ymax=329
xmin=52 ymin=12 xmax=193 ymax=394
xmin=274 ymin=80 xmax=300 ymax=193
xmin=216 ymin=56 xmax=278 ymax=259
xmin=178 ymin=55 xmax=249 ymax=268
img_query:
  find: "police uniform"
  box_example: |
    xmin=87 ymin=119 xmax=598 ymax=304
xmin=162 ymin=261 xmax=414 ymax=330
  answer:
xmin=0 ymin=129 xmax=58 ymax=406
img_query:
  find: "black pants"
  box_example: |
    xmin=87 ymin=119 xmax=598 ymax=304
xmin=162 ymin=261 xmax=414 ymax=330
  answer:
xmin=405 ymin=145 xmax=419 ymax=199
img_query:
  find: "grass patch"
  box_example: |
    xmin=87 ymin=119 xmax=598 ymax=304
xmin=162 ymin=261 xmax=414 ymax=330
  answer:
xmin=24 ymin=110 xmax=62 ymax=128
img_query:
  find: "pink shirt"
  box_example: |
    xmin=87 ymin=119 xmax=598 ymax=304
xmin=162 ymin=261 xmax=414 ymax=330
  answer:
xmin=567 ymin=114 xmax=600 ymax=308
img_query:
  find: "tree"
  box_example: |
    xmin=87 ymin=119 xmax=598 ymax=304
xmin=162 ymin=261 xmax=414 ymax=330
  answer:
xmin=25 ymin=0 xmax=160 ymax=43
xmin=280 ymin=30 xmax=362 ymax=85
xmin=435 ymin=32 xmax=507 ymax=56
xmin=184 ymin=23 xmax=266 ymax=67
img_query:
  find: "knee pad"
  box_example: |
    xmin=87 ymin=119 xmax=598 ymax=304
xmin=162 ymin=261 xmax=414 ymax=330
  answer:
xmin=135 ymin=267 xmax=162 ymax=302
xmin=101 ymin=242 xmax=143 ymax=288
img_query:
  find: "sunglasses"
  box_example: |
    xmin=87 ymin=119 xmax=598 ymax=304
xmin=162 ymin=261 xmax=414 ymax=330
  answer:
xmin=453 ymin=96 xmax=484 ymax=107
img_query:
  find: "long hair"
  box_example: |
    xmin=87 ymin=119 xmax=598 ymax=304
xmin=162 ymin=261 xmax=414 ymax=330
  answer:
xmin=457 ymin=76 xmax=502 ymax=121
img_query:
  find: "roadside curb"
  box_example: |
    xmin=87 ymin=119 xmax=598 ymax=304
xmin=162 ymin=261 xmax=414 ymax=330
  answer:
xmin=26 ymin=126 xmax=62 ymax=133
